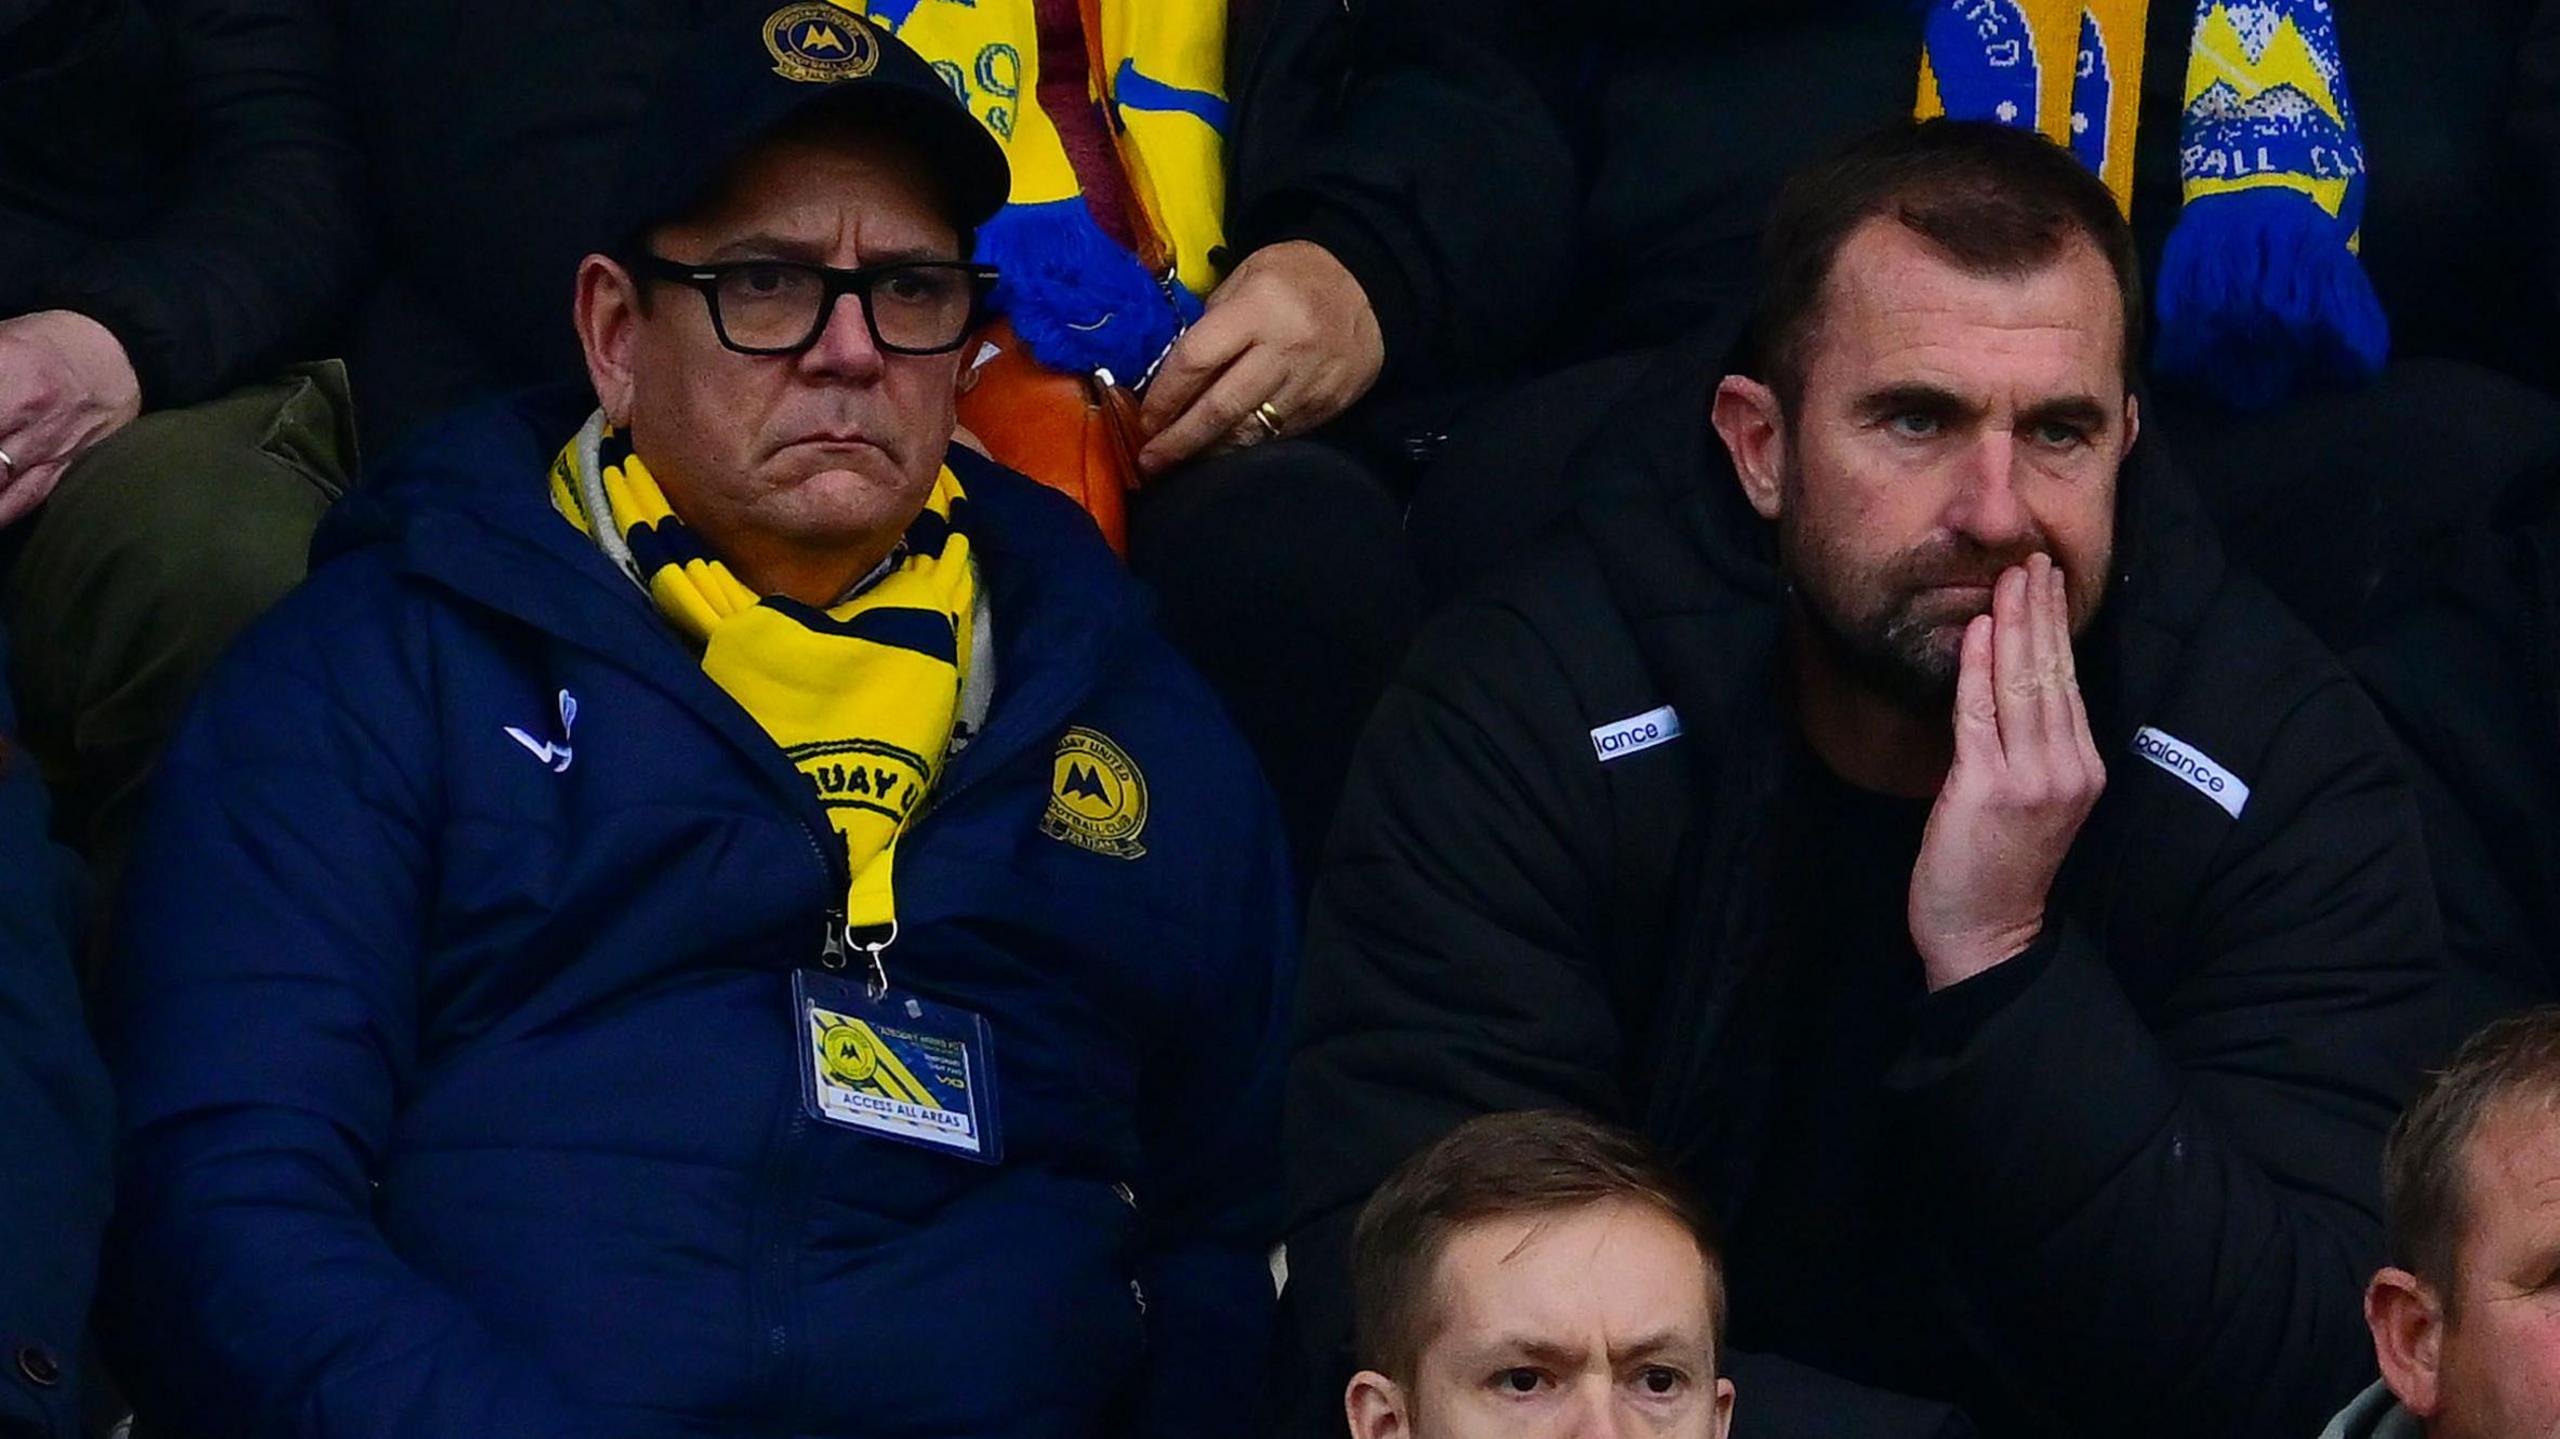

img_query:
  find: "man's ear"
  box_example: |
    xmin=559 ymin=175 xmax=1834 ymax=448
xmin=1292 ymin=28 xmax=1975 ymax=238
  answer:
xmin=1345 ymin=1370 xmax=1411 ymax=1439
xmin=2121 ymin=391 xmax=2142 ymax=459
xmin=1711 ymin=375 xmax=1788 ymax=522
xmin=1709 ymin=1374 xmax=1738 ymax=1439
xmin=574 ymin=253 xmax=643 ymax=428
xmin=2368 ymin=1266 xmax=2448 ymax=1420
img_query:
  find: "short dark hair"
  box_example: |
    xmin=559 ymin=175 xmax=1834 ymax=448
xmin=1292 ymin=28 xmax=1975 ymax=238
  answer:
xmin=2384 ymin=1006 xmax=2560 ymax=1303
xmin=1746 ymin=118 xmax=2144 ymax=409
xmin=1348 ymin=1109 xmax=1725 ymax=1385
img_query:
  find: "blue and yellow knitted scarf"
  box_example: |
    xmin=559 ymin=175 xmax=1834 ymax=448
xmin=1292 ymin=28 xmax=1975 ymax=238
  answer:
xmin=1921 ymin=0 xmax=2388 ymax=409
xmin=551 ymin=414 xmax=976 ymax=931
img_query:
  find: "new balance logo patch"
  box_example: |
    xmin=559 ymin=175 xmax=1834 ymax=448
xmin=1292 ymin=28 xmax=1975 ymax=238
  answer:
xmin=505 ymin=690 xmax=579 ymax=774
xmin=2131 ymin=726 xmax=2249 ymax=820
xmin=1591 ymin=705 xmax=1682 ymax=763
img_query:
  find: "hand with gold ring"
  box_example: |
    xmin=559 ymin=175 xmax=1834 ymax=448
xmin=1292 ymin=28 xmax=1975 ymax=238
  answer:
xmin=0 ymin=310 xmax=143 ymax=530
xmin=1230 ymin=399 xmax=1286 ymax=449
xmin=1136 ymin=240 xmax=1385 ymax=475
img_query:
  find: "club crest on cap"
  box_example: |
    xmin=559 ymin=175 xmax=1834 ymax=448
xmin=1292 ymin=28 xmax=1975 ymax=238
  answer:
xmin=764 ymin=3 xmax=879 ymax=84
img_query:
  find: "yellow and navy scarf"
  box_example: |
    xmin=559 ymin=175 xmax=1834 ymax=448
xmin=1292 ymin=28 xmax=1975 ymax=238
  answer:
xmin=551 ymin=414 xmax=976 ymax=931
xmin=843 ymin=0 xmax=1226 ymax=382
xmin=1919 ymin=0 xmax=2387 ymax=409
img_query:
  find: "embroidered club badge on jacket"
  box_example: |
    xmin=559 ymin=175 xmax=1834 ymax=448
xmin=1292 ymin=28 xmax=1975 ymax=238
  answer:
xmin=1041 ymin=726 xmax=1148 ymax=859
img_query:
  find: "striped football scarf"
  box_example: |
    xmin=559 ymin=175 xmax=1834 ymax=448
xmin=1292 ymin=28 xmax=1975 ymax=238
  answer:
xmin=1919 ymin=0 xmax=2387 ymax=410
xmin=551 ymin=412 xmax=976 ymax=931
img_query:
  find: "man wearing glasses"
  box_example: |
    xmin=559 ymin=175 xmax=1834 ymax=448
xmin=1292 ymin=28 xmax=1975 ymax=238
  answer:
xmin=94 ymin=13 xmax=1296 ymax=1439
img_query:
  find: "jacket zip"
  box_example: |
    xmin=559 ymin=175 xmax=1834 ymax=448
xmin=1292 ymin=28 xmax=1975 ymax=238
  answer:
xmin=753 ymin=816 xmax=851 ymax=1437
xmin=754 ymin=1099 xmax=814 ymax=1439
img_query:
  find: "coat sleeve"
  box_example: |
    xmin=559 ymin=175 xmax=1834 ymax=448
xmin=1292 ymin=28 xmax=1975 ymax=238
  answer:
xmin=1279 ymin=598 xmax=1627 ymax=1437
xmin=1226 ymin=0 xmax=1582 ymax=386
xmin=0 ymin=657 xmax=112 ymax=1439
xmin=38 ymin=0 xmax=367 ymax=410
xmin=1125 ymin=772 xmax=1299 ymax=1438
xmin=99 ymin=605 xmax=599 ymax=1439
xmin=1885 ymin=672 xmax=2467 ymax=1438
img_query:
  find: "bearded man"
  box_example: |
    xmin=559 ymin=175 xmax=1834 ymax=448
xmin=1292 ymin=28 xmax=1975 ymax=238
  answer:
xmin=1283 ymin=119 xmax=2472 ymax=1439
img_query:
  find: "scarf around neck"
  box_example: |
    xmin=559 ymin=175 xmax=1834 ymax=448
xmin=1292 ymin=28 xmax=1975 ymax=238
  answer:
xmin=1918 ymin=0 xmax=2387 ymax=410
xmin=550 ymin=412 xmax=978 ymax=932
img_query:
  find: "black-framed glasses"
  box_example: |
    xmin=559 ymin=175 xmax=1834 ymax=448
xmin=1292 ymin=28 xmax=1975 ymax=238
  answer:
xmin=631 ymin=255 xmax=999 ymax=357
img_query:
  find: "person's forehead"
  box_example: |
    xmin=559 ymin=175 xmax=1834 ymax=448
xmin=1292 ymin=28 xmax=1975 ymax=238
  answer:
xmin=1809 ymin=216 xmax=2124 ymax=375
xmin=2461 ymin=1096 xmax=2560 ymax=1245
xmin=1426 ymin=1203 xmax=1714 ymax=1357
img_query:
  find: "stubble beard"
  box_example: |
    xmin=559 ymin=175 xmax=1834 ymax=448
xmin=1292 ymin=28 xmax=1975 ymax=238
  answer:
xmin=1792 ymin=576 xmax=1972 ymax=715
xmin=1776 ymin=466 xmax=2106 ymax=716
xmin=1782 ymin=519 xmax=1983 ymax=717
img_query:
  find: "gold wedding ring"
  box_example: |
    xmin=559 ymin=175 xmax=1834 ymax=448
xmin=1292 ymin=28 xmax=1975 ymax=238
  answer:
xmin=1249 ymin=400 xmax=1285 ymax=440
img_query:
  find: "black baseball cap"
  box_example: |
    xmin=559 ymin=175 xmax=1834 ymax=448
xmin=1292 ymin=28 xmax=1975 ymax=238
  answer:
xmin=604 ymin=4 xmax=1011 ymax=249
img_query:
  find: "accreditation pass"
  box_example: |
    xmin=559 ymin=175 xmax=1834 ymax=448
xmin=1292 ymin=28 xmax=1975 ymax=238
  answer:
xmin=794 ymin=969 xmax=1003 ymax=1164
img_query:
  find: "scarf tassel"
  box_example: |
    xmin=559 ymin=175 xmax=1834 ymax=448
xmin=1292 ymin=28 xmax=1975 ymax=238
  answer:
xmin=979 ymin=197 xmax=1202 ymax=382
xmin=2153 ymin=187 xmax=2390 ymax=413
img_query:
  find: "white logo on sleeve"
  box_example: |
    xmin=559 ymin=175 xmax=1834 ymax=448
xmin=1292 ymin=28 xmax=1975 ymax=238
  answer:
xmin=1590 ymin=705 xmax=1683 ymax=763
xmin=505 ymin=690 xmax=578 ymax=774
xmin=2131 ymin=726 xmax=2249 ymax=819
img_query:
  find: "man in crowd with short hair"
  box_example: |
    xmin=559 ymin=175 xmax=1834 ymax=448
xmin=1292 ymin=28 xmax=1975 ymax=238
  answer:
xmin=1338 ymin=1109 xmax=1969 ymax=1439
xmin=1287 ymin=119 xmax=2468 ymax=1438
xmin=98 ymin=13 xmax=1294 ymax=1436
xmin=1341 ymin=1109 xmax=1737 ymax=1439
xmin=2336 ymin=1006 xmax=2560 ymax=1439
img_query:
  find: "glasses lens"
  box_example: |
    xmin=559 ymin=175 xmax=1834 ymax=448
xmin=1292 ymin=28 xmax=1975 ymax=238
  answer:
xmin=868 ymin=265 xmax=977 ymax=352
xmin=712 ymin=263 xmax=826 ymax=350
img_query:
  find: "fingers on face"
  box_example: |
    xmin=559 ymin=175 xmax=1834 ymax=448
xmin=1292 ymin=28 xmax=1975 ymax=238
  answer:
xmin=1992 ymin=564 xmax=2045 ymax=762
xmin=1965 ymin=556 xmax=2106 ymax=803
xmin=2022 ymin=557 xmax=2104 ymax=783
xmin=1953 ymin=611 xmax=2000 ymax=765
xmin=2052 ymin=564 xmax=2104 ymax=779
xmin=2029 ymin=557 xmax=2080 ymax=753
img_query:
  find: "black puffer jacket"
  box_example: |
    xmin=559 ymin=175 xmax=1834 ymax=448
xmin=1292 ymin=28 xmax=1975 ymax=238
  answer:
xmin=2352 ymin=504 xmax=2560 ymax=995
xmin=0 ymin=0 xmax=364 ymax=409
xmin=1284 ymin=327 xmax=2482 ymax=1438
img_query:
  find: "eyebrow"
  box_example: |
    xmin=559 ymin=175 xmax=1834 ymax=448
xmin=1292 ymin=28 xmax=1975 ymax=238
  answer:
xmin=695 ymin=234 xmax=958 ymax=266
xmin=1473 ymin=1331 xmax=1705 ymax=1367
xmin=1851 ymin=383 xmax=2113 ymax=434
xmin=2017 ymin=395 xmax=2112 ymax=433
xmin=1851 ymin=383 xmax=1980 ymax=425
